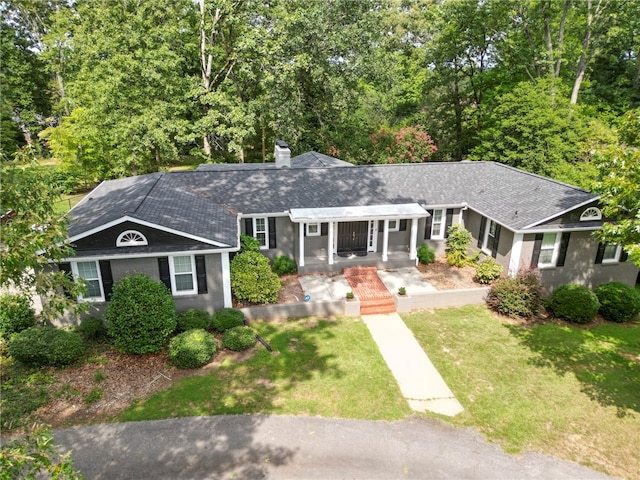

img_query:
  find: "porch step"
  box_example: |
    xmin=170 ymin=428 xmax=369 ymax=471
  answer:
xmin=344 ymin=267 xmax=396 ymax=315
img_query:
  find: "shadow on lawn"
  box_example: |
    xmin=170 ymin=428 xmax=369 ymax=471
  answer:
xmin=506 ymin=322 xmax=640 ymax=417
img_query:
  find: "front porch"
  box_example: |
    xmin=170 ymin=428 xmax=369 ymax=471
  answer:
xmin=297 ymin=250 xmax=416 ymax=274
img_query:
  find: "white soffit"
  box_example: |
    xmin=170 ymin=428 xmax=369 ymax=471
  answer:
xmin=290 ymin=203 xmax=428 ymax=221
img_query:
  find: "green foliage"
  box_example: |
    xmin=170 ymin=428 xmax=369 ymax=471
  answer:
xmin=222 ymin=325 xmax=256 ymax=351
xmin=594 ymin=282 xmax=640 ymax=323
xmin=398 ymin=287 xmax=407 ymax=296
xmin=230 ymin=250 xmax=281 ymax=304
xmin=485 ymin=269 xmax=543 ymax=319
xmin=416 ymin=244 xmax=436 ymax=265
xmin=548 ymin=284 xmax=600 ymax=324
xmin=240 ymin=233 xmax=261 ymax=252
xmin=346 ymin=291 xmax=355 ymax=300
xmin=8 ymin=327 xmax=85 ymax=367
xmin=0 ymin=426 xmax=82 ymax=479
xmin=83 ymin=387 xmax=103 ymax=405
xmin=104 ymin=274 xmax=176 ymax=354
xmin=0 ymin=294 xmax=36 ymax=338
xmin=76 ymin=316 xmax=107 ymax=342
xmin=445 ymin=224 xmax=472 ymax=267
xmin=212 ymin=308 xmax=245 ymax=333
xmin=272 ymin=255 xmax=297 ymax=276
xmin=0 ymin=364 xmax=54 ymax=432
xmin=176 ymin=309 xmax=212 ymax=332
xmin=474 ymin=258 xmax=503 ymax=285
xmin=168 ymin=329 xmax=217 ymax=369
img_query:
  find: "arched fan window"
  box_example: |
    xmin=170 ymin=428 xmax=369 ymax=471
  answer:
xmin=116 ymin=230 xmax=148 ymax=247
xmin=580 ymin=207 xmax=602 ymax=221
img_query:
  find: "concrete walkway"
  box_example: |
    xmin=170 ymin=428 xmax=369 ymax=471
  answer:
xmin=363 ymin=313 xmax=464 ymax=417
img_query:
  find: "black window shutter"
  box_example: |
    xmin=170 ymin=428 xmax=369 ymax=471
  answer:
xmin=268 ymin=217 xmax=277 ymax=249
xmin=595 ymin=243 xmax=605 ymax=264
xmin=491 ymin=224 xmax=501 ymax=258
xmin=424 ymin=210 xmax=433 ymax=240
xmin=379 ymin=220 xmax=384 ymax=232
xmin=531 ymin=234 xmax=543 ymax=268
xmin=556 ymin=233 xmax=571 ymax=267
xmin=158 ymin=257 xmax=172 ymax=292
xmin=99 ymin=260 xmax=114 ymax=300
xmin=245 ymin=218 xmax=253 ymax=236
xmin=444 ymin=209 xmax=454 ymax=238
xmin=399 ymin=219 xmax=407 ymax=231
xmin=195 ymin=255 xmax=207 ymax=294
xmin=321 ymin=223 xmax=328 ymax=236
xmin=477 ymin=217 xmax=487 ymax=248
xmin=59 ymin=262 xmax=73 ymax=299
xmin=620 ymin=249 xmax=628 ymax=262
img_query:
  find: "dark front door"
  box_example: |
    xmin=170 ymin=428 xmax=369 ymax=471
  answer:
xmin=337 ymin=221 xmax=369 ymax=255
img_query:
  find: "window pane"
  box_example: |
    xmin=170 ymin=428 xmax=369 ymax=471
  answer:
xmin=257 ymin=232 xmax=267 ymax=246
xmin=308 ymin=223 xmax=318 ymax=234
xmin=255 ymin=218 xmax=266 ymax=231
xmin=173 ymin=256 xmax=192 ymax=273
xmin=432 ymin=224 xmax=441 ymax=236
xmin=603 ymin=244 xmax=618 ymax=260
xmin=77 ymin=261 xmax=98 ymax=279
xmin=489 ymin=221 xmax=497 ymax=236
xmin=86 ymin=279 xmax=102 ymax=298
xmin=541 ymin=233 xmax=557 ymax=249
xmin=433 ymin=210 xmax=443 ymax=223
xmin=538 ymin=250 xmax=554 ymax=265
xmin=175 ymin=273 xmax=193 ymax=291
xmin=389 ymin=220 xmax=397 ymax=229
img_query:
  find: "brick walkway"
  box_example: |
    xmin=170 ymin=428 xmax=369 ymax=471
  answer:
xmin=343 ymin=266 xmax=395 ymax=315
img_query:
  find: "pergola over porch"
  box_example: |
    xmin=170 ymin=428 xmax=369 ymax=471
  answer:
xmin=290 ymin=203 xmax=429 ymax=270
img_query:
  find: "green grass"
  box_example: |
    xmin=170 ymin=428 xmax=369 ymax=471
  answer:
xmin=119 ymin=317 xmax=410 ymax=422
xmin=402 ymin=306 xmax=640 ymax=479
xmin=53 ymin=193 xmax=86 ymax=215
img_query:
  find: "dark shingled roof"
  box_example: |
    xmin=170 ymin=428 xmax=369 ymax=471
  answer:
xmin=195 ymin=151 xmax=352 ymax=171
xmin=68 ymin=160 xmax=599 ymax=245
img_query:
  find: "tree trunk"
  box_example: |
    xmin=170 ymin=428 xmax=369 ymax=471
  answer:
xmin=554 ymin=0 xmax=571 ymax=78
xmin=262 ymin=126 xmax=266 ymax=162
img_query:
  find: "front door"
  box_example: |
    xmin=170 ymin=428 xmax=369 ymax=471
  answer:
xmin=337 ymin=221 xmax=369 ymax=255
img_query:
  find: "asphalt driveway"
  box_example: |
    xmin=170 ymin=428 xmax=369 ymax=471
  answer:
xmin=53 ymin=415 xmax=613 ymax=479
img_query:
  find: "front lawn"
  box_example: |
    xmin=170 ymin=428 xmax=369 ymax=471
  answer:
xmin=402 ymin=306 xmax=640 ymax=480
xmin=119 ymin=317 xmax=410 ymax=422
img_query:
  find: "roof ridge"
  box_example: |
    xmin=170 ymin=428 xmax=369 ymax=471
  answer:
xmin=131 ymin=173 xmax=164 ymax=215
xmin=485 ymin=161 xmax=593 ymax=194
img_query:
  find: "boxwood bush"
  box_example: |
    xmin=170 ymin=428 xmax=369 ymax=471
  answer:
xmin=594 ymin=282 xmax=640 ymax=323
xmin=76 ymin=316 xmax=107 ymax=342
xmin=272 ymin=255 xmax=297 ymax=276
xmin=485 ymin=269 xmax=543 ymax=318
xmin=0 ymin=294 xmax=36 ymax=338
xmin=230 ymin=250 xmax=281 ymax=304
xmin=104 ymin=273 xmax=176 ymax=354
xmin=548 ymin=284 xmax=600 ymax=324
xmin=176 ymin=309 xmax=212 ymax=332
xmin=8 ymin=327 xmax=85 ymax=367
xmin=445 ymin=224 xmax=472 ymax=267
xmin=168 ymin=329 xmax=217 ymax=369
xmin=417 ymin=244 xmax=435 ymax=265
xmin=212 ymin=308 xmax=244 ymax=332
xmin=222 ymin=325 xmax=257 ymax=351
xmin=475 ymin=258 xmax=503 ymax=284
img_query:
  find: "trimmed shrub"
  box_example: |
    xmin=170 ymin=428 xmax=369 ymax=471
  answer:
xmin=176 ymin=309 xmax=212 ymax=332
xmin=104 ymin=273 xmax=176 ymax=354
xmin=8 ymin=327 xmax=85 ymax=367
xmin=240 ymin=233 xmax=260 ymax=252
xmin=486 ymin=269 xmax=543 ymax=319
xmin=212 ymin=308 xmax=244 ymax=332
xmin=417 ymin=244 xmax=436 ymax=265
xmin=595 ymin=282 xmax=640 ymax=323
xmin=76 ymin=317 xmax=107 ymax=342
xmin=230 ymin=250 xmax=281 ymax=304
xmin=548 ymin=284 xmax=600 ymax=324
xmin=445 ymin=224 xmax=472 ymax=267
xmin=0 ymin=294 xmax=36 ymax=338
xmin=475 ymin=258 xmax=503 ymax=285
xmin=168 ymin=329 xmax=217 ymax=369
xmin=222 ymin=325 xmax=257 ymax=351
xmin=272 ymin=255 xmax=297 ymax=276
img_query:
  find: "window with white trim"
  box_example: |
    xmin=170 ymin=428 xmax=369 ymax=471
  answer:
xmin=169 ymin=255 xmax=197 ymax=295
xmin=254 ymin=217 xmax=268 ymax=249
xmin=538 ymin=233 xmax=561 ymax=267
xmin=72 ymin=261 xmax=104 ymax=302
xmin=116 ymin=230 xmax=148 ymax=247
xmin=431 ymin=209 xmax=445 ymax=239
xmin=306 ymin=222 xmax=320 ymax=236
xmin=602 ymin=244 xmax=622 ymax=264
xmin=482 ymin=220 xmax=498 ymax=253
xmin=388 ymin=219 xmax=399 ymax=232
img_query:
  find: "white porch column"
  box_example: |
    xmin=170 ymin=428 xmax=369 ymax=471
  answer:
xmin=409 ymin=218 xmax=418 ymax=260
xmin=508 ymin=233 xmax=524 ymax=277
xmin=298 ymin=222 xmax=305 ymax=267
xmin=382 ymin=219 xmax=389 ymax=262
xmin=221 ymin=251 xmax=232 ymax=308
xmin=328 ymin=221 xmax=334 ymax=265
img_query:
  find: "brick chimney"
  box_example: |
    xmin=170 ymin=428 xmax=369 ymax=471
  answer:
xmin=274 ymin=140 xmax=291 ymax=168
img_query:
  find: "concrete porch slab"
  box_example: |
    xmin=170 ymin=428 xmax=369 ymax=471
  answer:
xmin=298 ymin=274 xmax=352 ymax=302
xmin=377 ymin=267 xmax=437 ymax=295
